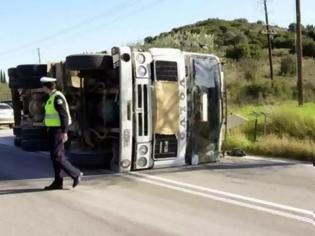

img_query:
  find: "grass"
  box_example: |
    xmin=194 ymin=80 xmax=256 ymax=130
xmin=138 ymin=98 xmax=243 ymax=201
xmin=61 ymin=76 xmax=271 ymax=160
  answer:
xmin=224 ymin=132 xmax=314 ymax=162
xmin=225 ymin=101 xmax=315 ymax=162
xmin=0 ymin=84 xmax=11 ymax=101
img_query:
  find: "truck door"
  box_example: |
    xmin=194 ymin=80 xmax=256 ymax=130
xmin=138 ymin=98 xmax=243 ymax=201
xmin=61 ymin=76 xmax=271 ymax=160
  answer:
xmin=112 ymin=47 xmax=133 ymax=172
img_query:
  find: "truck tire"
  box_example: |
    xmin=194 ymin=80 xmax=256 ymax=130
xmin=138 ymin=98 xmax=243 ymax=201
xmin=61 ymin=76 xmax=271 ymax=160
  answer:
xmin=9 ymin=77 xmax=20 ymax=88
xmin=16 ymin=64 xmax=47 ymax=77
xmin=14 ymin=137 xmax=22 ymax=147
xmin=8 ymin=68 xmax=21 ymax=88
xmin=65 ymin=54 xmax=113 ymax=71
xmin=9 ymin=75 xmax=42 ymax=89
xmin=16 ymin=75 xmax=43 ymax=89
xmin=21 ymin=139 xmax=49 ymax=152
xmin=21 ymin=127 xmax=48 ymax=139
xmin=8 ymin=68 xmax=17 ymax=77
xmin=13 ymin=126 xmax=22 ymax=136
xmin=68 ymin=150 xmax=111 ymax=168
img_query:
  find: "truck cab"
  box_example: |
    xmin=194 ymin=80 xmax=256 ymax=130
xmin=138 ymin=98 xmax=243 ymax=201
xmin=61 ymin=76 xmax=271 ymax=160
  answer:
xmin=8 ymin=46 xmax=225 ymax=172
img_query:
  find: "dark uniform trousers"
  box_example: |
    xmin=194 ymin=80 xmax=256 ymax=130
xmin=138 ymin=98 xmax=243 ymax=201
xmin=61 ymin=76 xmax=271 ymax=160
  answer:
xmin=48 ymin=127 xmax=80 ymax=184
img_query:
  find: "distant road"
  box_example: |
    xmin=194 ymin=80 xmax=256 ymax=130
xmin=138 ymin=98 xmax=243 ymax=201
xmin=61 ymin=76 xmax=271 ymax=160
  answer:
xmin=0 ymin=133 xmax=314 ymax=236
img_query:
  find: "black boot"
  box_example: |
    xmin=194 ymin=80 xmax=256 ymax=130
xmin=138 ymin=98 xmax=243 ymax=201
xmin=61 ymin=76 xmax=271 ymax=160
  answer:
xmin=73 ymin=172 xmax=83 ymax=188
xmin=44 ymin=181 xmax=63 ymax=190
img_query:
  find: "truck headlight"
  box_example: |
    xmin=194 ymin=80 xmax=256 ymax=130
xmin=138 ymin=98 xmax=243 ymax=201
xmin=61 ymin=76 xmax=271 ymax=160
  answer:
xmin=121 ymin=159 xmax=131 ymax=168
xmin=137 ymin=66 xmax=147 ymax=76
xmin=136 ymin=53 xmax=146 ymax=64
xmin=138 ymin=157 xmax=147 ymax=167
xmin=139 ymin=145 xmax=148 ymax=155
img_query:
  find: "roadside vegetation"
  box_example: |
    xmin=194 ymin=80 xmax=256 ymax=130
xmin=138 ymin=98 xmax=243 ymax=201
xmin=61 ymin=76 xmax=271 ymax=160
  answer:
xmin=226 ymin=102 xmax=315 ymax=161
xmin=0 ymin=84 xmax=11 ymax=101
xmin=134 ymin=18 xmax=315 ymax=161
xmin=0 ymin=69 xmax=10 ymax=101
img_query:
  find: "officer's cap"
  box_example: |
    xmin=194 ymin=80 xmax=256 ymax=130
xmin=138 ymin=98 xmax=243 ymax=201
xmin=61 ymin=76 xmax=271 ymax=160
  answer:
xmin=40 ymin=77 xmax=57 ymax=83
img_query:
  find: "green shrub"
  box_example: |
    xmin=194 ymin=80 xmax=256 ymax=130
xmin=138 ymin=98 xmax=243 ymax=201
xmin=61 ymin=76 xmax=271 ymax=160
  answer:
xmin=225 ymin=43 xmax=250 ymax=60
xmin=245 ymin=83 xmax=269 ymax=100
xmin=273 ymin=36 xmax=295 ymax=49
xmin=223 ymin=31 xmax=247 ymax=45
xmin=302 ymin=39 xmax=315 ymax=57
xmin=240 ymin=59 xmax=259 ymax=82
xmin=304 ymin=80 xmax=315 ymax=102
xmin=249 ymin=44 xmax=263 ymax=59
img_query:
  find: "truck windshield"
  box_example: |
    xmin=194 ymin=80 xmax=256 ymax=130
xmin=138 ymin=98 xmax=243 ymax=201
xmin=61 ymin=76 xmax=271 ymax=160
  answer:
xmin=191 ymin=56 xmax=221 ymax=163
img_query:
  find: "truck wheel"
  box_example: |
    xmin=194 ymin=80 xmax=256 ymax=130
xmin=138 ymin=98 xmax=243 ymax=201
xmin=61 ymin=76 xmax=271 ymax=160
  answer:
xmin=14 ymin=137 xmax=22 ymax=147
xmin=21 ymin=139 xmax=49 ymax=152
xmin=16 ymin=64 xmax=47 ymax=77
xmin=9 ymin=77 xmax=19 ymax=88
xmin=65 ymin=54 xmax=113 ymax=71
xmin=21 ymin=127 xmax=48 ymax=139
xmin=13 ymin=126 xmax=22 ymax=136
xmin=8 ymin=68 xmax=21 ymax=88
xmin=15 ymin=75 xmax=43 ymax=89
xmin=8 ymin=68 xmax=17 ymax=77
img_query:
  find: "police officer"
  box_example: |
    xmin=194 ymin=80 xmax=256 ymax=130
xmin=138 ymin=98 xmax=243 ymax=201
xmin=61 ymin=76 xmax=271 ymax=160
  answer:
xmin=40 ymin=77 xmax=82 ymax=190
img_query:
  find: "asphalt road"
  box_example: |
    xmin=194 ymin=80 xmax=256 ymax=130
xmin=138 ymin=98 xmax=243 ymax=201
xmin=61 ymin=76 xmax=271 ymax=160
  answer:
xmin=0 ymin=129 xmax=314 ymax=236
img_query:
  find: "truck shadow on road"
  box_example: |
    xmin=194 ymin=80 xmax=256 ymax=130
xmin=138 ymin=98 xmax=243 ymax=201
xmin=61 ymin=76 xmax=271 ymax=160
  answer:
xmin=145 ymin=159 xmax=299 ymax=175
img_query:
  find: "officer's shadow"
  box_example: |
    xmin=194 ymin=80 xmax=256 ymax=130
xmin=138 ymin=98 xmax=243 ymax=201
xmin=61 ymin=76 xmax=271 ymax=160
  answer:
xmin=0 ymin=188 xmax=70 ymax=196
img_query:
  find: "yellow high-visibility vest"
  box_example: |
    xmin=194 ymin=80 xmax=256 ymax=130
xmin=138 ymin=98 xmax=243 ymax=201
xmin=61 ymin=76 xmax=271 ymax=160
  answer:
xmin=44 ymin=90 xmax=72 ymax=127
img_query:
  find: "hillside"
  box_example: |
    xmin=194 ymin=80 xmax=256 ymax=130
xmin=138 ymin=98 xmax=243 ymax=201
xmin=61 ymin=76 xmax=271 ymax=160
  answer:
xmin=134 ymin=18 xmax=315 ymax=161
xmin=132 ymin=18 xmax=315 ymax=105
xmin=141 ymin=18 xmax=315 ymax=59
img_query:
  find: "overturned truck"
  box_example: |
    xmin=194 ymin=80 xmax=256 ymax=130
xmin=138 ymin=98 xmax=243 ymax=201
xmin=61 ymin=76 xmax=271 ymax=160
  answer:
xmin=8 ymin=47 xmax=226 ymax=172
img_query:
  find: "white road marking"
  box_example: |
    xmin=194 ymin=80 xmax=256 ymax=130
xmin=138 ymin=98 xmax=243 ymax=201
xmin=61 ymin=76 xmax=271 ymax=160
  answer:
xmin=132 ymin=172 xmax=312 ymax=216
xmin=125 ymin=173 xmax=313 ymax=225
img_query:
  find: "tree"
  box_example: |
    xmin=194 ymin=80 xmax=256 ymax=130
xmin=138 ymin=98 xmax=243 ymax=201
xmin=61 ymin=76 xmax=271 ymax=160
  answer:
xmin=288 ymin=22 xmax=305 ymax=33
xmin=0 ymin=70 xmax=5 ymax=83
xmin=288 ymin=23 xmax=296 ymax=32
xmin=144 ymin=36 xmax=153 ymax=44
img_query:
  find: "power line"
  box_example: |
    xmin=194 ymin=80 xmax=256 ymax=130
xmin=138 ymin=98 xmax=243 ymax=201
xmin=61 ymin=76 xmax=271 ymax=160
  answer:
xmin=47 ymin=0 xmax=166 ymax=48
xmin=5 ymin=0 xmax=165 ymax=61
xmin=0 ymin=0 xmax=137 ymax=57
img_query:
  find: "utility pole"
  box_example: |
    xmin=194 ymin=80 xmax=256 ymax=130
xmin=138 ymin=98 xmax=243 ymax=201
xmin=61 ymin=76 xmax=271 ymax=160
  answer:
xmin=263 ymin=0 xmax=274 ymax=82
xmin=296 ymin=0 xmax=304 ymax=106
xmin=37 ymin=48 xmax=41 ymax=64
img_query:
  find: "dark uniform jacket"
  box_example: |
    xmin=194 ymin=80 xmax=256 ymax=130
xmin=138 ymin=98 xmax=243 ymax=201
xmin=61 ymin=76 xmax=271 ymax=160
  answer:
xmin=53 ymin=93 xmax=69 ymax=133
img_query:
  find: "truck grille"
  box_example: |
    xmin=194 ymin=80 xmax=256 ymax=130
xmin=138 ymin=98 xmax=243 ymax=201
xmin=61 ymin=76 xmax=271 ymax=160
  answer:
xmin=154 ymin=134 xmax=178 ymax=158
xmin=137 ymin=84 xmax=149 ymax=137
xmin=155 ymin=61 xmax=178 ymax=81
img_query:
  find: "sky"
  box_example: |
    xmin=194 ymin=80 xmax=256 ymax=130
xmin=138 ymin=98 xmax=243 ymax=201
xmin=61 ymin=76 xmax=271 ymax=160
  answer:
xmin=0 ymin=0 xmax=314 ymax=73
